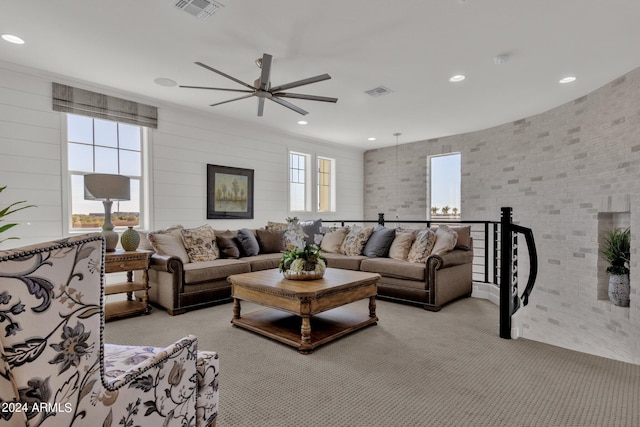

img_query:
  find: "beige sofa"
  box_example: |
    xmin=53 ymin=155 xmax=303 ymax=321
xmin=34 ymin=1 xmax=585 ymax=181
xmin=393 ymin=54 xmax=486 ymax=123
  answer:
xmin=138 ymin=222 xmax=473 ymax=315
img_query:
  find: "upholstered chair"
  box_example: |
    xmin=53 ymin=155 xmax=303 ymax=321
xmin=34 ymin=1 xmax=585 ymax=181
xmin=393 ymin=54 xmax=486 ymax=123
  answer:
xmin=0 ymin=233 xmax=219 ymax=426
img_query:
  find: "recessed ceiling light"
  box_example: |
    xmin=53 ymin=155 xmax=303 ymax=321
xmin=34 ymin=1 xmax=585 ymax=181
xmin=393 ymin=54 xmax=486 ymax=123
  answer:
xmin=1 ymin=34 xmax=25 ymax=44
xmin=449 ymin=74 xmax=466 ymax=83
xmin=367 ymin=137 xmax=376 ymax=141
xmin=154 ymin=77 xmax=177 ymax=87
xmin=559 ymin=76 xmax=576 ymax=84
xmin=297 ymin=120 xmax=307 ymax=125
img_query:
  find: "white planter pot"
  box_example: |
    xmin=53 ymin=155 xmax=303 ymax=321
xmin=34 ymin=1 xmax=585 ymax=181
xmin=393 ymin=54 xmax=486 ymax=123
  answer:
xmin=608 ymin=274 xmax=630 ymax=307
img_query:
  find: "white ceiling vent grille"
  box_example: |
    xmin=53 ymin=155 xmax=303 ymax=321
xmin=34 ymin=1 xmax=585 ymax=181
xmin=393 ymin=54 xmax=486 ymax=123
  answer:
xmin=172 ymin=0 xmax=224 ymax=21
xmin=365 ymin=86 xmax=393 ymax=97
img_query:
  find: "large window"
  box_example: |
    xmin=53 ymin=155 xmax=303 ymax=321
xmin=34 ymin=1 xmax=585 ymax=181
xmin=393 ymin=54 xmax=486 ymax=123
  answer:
xmin=428 ymin=153 xmax=461 ymax=219
xmin=66 ymin=114 xmax=143 ymax=230
xmin=289 ymin=151 xmax=311 ymax=212
xmin=317 ymin=156 xmax=336 ymax=212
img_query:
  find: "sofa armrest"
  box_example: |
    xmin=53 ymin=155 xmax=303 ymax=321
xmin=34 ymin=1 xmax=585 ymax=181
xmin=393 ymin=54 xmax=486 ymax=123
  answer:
xmin=426 ymin=248 xmax=473 ymax=270
xmin=150 ymin=253 xmax=185 ymax=274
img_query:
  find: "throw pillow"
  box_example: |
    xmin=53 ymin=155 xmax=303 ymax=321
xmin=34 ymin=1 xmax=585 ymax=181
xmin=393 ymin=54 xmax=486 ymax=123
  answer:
xmin=363 ymin=225 xmax=396 ymax=258
xmin=237 ymin=228 xmax=260 ymax=256
xmin=216 ymin=231 xmax=241 ymax=259
xmin=300 ymin=219 xmax=323 ymax=245
xmin=148 ymin=225 xmax=190 ymax=264
xmin=320 ymin=228 xmax=349 ymax=253
xmin=407 ymin=228 xmax=437 ymax=263
xmin=265 ymin=221 xmax=288 ymax=232
xmin=256 ymin=229 xmax=285 ymax=253
xmin=431 ymin=225 xmax=459 ymax=255
xmin=181 ymin=224 xmax=219 ymax=263
xmin=451 ymin=226 xmax=472 ymax=250
xmin=136 ymin=230 xmax=154 ymax=251
xmin=340 ymin=226 xmax=374 ymax=256
xmin=388 ymin=230 xmax=416 ymax=261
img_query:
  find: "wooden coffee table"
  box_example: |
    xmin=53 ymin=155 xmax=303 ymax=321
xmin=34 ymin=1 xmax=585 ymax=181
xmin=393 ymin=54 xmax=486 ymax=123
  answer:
xmin=228 ymin=268 xmax=380 ymax=354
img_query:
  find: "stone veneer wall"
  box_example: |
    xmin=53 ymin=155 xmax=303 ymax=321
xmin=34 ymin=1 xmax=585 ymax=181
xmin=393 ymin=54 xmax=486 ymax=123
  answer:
xmin=364 ymin=67 xmax=640 ymax=365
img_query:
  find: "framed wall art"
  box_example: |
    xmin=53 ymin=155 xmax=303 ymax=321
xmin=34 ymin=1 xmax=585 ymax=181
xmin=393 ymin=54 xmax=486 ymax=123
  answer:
xmin=207 ymin=164 xmax=254 ymax=219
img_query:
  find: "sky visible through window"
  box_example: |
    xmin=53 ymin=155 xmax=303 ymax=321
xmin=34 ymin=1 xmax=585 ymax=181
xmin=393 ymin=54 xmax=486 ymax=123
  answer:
xmin=430 ymin=153 xmax=461 ymax=214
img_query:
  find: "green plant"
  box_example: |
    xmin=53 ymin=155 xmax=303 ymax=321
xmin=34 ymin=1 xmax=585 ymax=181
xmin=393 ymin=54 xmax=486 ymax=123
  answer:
xmin=278 ymin=245 xmax=326 ymax=273
xmin=602 ymin=228 xmax=630 ymax=275
xmin=0 ymin=185 xmax=36 ymax=244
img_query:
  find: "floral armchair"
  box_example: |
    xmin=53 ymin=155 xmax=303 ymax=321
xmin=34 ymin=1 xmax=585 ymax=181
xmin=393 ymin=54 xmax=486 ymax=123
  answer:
xmin=0 ymin=233 xmax=219 ymax=426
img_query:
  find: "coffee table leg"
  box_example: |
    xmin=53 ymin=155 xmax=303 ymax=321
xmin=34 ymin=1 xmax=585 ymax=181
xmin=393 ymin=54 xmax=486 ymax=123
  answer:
xmin=369 ymin=295 xmax=377 ymax=318
xmin=233 ymin=298 xmax=241 ymax=319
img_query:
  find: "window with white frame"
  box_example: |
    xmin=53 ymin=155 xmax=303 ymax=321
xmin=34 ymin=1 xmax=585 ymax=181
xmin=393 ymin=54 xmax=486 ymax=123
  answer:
xmin=66 ymin=113 xmax=143 ymax=231
xmin=428 ymin=153 xmax=461 ymax=219
xmin=289 ymin=151 xmax=311 ymax=212
xmin=317 ymin=156 xmax=336 ymax=212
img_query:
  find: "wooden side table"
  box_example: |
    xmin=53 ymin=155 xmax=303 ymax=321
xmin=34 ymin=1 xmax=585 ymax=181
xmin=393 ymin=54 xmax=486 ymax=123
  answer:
xmin=104 ymin=250 xmax=152 ymax=321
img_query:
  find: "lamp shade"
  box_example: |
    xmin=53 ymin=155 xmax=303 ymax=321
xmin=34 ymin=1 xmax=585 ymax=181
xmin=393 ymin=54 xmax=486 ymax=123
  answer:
xmin=84 ymin=174 xmax=130 ymax=201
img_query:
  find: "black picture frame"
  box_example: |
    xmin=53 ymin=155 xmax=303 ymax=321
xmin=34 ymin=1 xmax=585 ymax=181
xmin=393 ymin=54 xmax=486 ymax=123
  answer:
xmin=207 ymin=164 xmax=254 ymax=219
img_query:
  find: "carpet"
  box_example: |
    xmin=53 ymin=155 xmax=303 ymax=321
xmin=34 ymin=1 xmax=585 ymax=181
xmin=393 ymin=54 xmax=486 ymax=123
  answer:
xmin=105 ymin=298 xmax=640 ymax=426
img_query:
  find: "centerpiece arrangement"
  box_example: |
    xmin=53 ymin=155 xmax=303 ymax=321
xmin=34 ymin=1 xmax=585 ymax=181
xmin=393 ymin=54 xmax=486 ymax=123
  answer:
xmin=279 ymin=217 xmax=327 ymax=280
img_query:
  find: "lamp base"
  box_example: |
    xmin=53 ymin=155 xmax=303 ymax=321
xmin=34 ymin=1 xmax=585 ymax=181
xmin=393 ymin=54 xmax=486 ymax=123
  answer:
xmin=102 ymin=230 xmax=119 ymax=252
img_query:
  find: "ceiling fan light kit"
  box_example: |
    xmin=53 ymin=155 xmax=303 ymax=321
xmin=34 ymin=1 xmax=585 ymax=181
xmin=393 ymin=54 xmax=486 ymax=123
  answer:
xmin=180 ymin=53 xmax=338 ymax=116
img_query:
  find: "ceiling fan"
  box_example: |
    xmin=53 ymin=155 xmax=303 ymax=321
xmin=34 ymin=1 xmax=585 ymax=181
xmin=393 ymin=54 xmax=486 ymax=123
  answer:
xmin=180 ymin=53 xmax=338 ymax=116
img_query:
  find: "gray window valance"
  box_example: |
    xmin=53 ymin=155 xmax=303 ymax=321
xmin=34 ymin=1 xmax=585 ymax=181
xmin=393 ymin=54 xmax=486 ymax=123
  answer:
xmin=52 ymin=82 xmax=158 ymax=129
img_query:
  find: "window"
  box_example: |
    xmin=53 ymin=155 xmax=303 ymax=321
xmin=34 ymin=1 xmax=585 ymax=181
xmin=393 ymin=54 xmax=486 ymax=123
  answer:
xmin=428 ymin=153 xmax=461 ymax=219
xmin=317 ymin=156 xmax=336 ymax=212
xmin=289 ymin=151 xmax=311 ymax=212
xmin=66 ymin=114 xmax=144 ymax=231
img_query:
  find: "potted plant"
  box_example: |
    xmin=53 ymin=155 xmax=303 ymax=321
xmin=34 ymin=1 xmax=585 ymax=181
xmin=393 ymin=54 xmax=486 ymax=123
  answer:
xmin=602 ymin=227 xmax=630 ymax=306
xmin=0 ymin=185 xmax=35 ymax=245
xmin=278 ymin=217 xmax=326 ymax=280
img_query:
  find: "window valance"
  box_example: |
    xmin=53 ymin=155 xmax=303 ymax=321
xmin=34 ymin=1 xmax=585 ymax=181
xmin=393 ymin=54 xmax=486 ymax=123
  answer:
xmin=52 ymin=82 xmax=158 ymax=129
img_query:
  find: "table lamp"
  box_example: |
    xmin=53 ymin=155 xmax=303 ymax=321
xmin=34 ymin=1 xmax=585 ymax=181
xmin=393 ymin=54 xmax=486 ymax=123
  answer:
xmin=84 ymin=173 xmax=130 ymax=251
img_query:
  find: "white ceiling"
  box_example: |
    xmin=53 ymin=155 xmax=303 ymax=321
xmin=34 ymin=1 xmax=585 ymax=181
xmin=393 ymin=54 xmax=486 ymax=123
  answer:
xmin=2 ymin=0 xmax=639 ymax=150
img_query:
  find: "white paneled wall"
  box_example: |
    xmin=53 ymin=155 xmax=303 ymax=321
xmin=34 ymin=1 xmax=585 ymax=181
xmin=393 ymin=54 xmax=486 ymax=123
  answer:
xmin=0 ymin=61 xmax=364 ymax=247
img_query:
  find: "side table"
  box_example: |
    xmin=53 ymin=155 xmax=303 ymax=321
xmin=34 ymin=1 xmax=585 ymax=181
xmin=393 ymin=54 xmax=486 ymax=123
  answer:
xmin=104 ymin=250 xmax=152 ymax=321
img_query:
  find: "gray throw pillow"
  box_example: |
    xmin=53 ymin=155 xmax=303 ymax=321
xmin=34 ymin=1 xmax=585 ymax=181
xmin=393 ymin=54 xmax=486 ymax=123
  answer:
xmin=363 ymin=225 xmax=396 ymax=258
xmin=237 ymin=228 xmax=260 ymax=256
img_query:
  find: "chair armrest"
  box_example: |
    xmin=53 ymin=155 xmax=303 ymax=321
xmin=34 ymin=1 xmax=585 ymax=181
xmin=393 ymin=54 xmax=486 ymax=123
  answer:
xmin=427 ymin=248 xmax=473 ymax=270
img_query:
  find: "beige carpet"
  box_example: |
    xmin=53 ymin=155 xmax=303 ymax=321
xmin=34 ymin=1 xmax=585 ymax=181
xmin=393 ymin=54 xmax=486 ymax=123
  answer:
xmin=105 ymin=298 xmax=640 ymax=427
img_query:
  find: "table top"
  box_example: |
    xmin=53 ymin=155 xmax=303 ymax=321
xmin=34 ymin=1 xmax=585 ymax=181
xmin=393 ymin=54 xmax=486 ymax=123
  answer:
xmin=228 ymin=268 xmax=380 ymax=298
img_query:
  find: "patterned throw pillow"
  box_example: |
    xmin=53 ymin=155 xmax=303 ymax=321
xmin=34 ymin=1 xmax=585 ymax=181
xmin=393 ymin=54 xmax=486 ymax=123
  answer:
xmin=181 ymin=224 xmax=219 ymax=263
xmin=148 ymin=225 xmax=190 ymax=263
xmin=431 ymin=225 xmax=459 ymax=255
xmin=340 ymin=226 xmax=374 ymax=256
xmin=407 ymin=228 xmax=437 ymax=263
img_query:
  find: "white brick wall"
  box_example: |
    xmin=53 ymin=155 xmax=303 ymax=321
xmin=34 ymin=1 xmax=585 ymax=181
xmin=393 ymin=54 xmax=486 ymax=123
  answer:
xmin=365 ymin=68 xmax=640 ymax=364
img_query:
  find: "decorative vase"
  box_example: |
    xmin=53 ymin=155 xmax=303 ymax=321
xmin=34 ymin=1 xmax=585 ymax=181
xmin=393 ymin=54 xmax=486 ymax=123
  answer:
xmin=120 ymin=226 xmax=140 ymax=251
xmin=283 ymin=268 xmax=325 ymax=281
xmin=608 ymin=274 xmax=630 ymax=307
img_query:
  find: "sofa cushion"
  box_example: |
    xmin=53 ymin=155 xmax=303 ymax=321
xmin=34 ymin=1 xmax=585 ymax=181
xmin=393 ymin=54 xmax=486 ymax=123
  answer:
xmin=360 ymin=258 xmax=426 ymax=281
xmin=241 ymin=253 xmax=283 ymax=271
xmin=322 ymin=253 xmax=367 ymax=270
xmin=148 ymin=225 xmax=190 ymax=264
xmin=340 ymin=226 xmax=374 ymax=256
xmin=320 ymin=227 xmax=348 ymax=253
xmin=407 ymin=228 xmax=436 ymax=264
xmin=181 ymin=224 xmax=219 ymax=262
xmin=300 ymin=219 xmax=323 ymax=245
xmin=237 ymin=228 xmax=260 ymax=256
xmin=256 ymin=229 xmax=285 ymax=253
xmin=136 ymin=230 xmax=154 ymax=251
xmin=363 ymin=225 xmax=396 ymax=258
xmin=431 ymin=225 xmax=458 ymax=255
xmin=389 ymin=230 xmax=416 ymax=261
xmin=183 ymin=258 xmax=251 ymax=284
xmin=451 ymin=226 xmax=472 ymax=250
xmin=216 ymin=231 xmax=241 ymax=259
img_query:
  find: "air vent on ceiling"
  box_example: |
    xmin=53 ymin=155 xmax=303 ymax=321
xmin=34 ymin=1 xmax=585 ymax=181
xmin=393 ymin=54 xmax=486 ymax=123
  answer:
xmin=365 ymin=86 xmax=393 ymax=97
xmin=172 ymin=0 xmax=224 ymax=21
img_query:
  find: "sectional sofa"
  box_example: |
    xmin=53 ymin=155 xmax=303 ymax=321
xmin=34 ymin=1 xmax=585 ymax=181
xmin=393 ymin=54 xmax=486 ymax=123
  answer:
xmin=136 ymin=221 xmax=473 ymax=315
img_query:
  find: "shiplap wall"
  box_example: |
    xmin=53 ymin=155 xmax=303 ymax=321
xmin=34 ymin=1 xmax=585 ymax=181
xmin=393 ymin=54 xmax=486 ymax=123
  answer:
xmin=0 ymin=61 xmax=364 ymax=247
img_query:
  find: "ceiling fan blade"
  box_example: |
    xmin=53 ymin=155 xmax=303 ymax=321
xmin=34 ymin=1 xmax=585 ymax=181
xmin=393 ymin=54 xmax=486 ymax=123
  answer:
xmin=180 ymin=85 xmax=255 ymax=93
xmin=269 ymin=97 xmax=308 ymax=116
xmin=258 ymin=53 xmax=272 ymax=92
xmin=270 ymin=73 xmax=331 ymax=92
xmin=210 ymin=93 xmax=255 ymax=107
xmin=257 ymin=97 xmax=265 ymax=117
xmin=274 ymin=92 xmax=338 ymax=103
xmin=195 ymin=61 xmax=255 ymax=90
